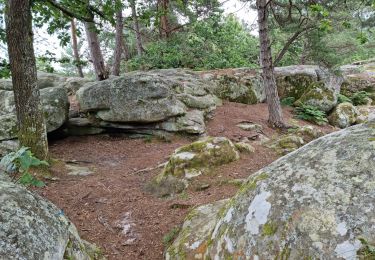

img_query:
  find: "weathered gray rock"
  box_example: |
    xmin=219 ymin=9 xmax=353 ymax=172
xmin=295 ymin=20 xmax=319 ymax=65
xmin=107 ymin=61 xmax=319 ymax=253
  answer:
xmin=328 ymin=102 xmax=358 ymax=129
xmin=295 ymin=84 xmax=337 ymax=112
xmin=0 ymin=178 xmax=102 ymax=259
xmin=148 ymin=137 xmax=240 ymax=196
xmin=76 ymin=69 xmax=219 ymax=134
xmin=341 ymin=61 xmax=375 ymax=96
xmin=0 ymin=87 xmax=69 ymax=141
xmin=167 ymin=122 xmax=375 ymax=259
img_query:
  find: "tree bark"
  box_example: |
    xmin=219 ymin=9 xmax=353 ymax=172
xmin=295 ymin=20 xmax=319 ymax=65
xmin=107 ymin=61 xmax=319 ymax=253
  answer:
xmin=112 ymin=9 xmax=123 ymax=76
xmin=130 ymin=0 xmax=143 ymax=56
xmin=84 ymin=12 xmax=108 ymax=81
xmin=5 ymin=0 xmax=49 ymax=159
xmin=71 ymin=19 xmax=84 ymax=78
xmin=158 ymin=0 xmax=170 ymax=39
xmin=257 ymin=0 xmax=285 ymax=128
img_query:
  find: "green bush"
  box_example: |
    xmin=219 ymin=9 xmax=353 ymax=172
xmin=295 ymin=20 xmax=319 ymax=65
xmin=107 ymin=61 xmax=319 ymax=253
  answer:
xmin=128 ymin=15 xmax=259 ymax=70
xmin=351 ymin=91 xmax=370 ymax=105
xmin=295 ymin=104 xmax=328 ymax=125
xmin=337 ymin=94 xmax=352 ymax=104
xmin=0 ymin=147 xmax=48 ymax=187
xmin=281 ymin=97 xmax=296 ymax=106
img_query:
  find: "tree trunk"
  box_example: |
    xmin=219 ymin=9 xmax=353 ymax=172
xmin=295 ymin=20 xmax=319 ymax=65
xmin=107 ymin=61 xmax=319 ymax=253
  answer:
xmin=112 ymin=9 xmax=123 ymax=76
xmin=5 ymin=0 xmax=49 ymax=159
xmin=158 ymin=0 xmax=170 ymax=39
xmin=71 ymin=19 xmax=84 ymax=77
xmin=257 ymin=0 xmax=285 ymax=128
xmin=84 ymin=12 xmax=108 ymax=81
xmin=130 ymin=0 xmax=143 ymax=56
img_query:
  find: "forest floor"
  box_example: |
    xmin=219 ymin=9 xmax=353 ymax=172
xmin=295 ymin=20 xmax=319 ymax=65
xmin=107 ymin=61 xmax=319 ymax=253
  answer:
xmin=36 ymin=102 xmax=334 ymax=260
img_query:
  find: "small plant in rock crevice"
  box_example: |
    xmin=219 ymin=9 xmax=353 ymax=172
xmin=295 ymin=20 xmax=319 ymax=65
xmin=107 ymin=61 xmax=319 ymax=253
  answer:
xmin=295 ymin=104 xmax=328 ymax=125
xmin=337 ymin=94 xmax=352 ymax=104
xmin=163 ymin=226 xmax=181 ymax=246
xmin=351 ymin=91 xmax=371 ymax=106
xmin=0 ymin=147 xmax=48 ymax=187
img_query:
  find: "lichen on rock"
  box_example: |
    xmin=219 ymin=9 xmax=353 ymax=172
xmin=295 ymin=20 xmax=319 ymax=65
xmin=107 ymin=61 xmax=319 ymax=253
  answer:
xmin=147 ymin=137 xmax=239 ymax=196
xmin=328 ymin=102 xmax=358 ymax=128
xmin=166 ymin=122 xmax=375 ymax=259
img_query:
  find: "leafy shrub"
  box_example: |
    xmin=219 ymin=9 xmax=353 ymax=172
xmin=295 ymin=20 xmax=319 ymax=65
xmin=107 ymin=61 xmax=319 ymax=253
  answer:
xmin=337 ymin=94 xmax=352 ymax=104
xmin=128 ymin=15 xmax=259 ymax=70
xmin=351 ymin=91 xmax=370 ymax=105
xmin=0 ymin=147 xmax=48 ymax=187
xmin=295 ymin=104 xmax=328 ymax=125
xmin=281 ymin=97 xmax=296 ymax=106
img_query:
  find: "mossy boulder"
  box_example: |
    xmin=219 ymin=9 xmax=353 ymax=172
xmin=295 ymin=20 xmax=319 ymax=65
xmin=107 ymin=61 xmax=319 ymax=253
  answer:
xmin=355 ymin=106 xmax=375 ymax=124
xmin=295 ymin=84 xmax=337 ymax=112
xmin=212 ymin=75 xmax=264 ymax=104
xmin=167 ymin=121 xmax=375 ymax=259
xmin=0 ymin=178 xmax=103 ymax=259
xmin=148 ymin=137 xmax=240 ymax=196
xmin=268 ymin=125 xmax=323 ymax=155
xmin=328 ymin=102 xmax=358 ymax=128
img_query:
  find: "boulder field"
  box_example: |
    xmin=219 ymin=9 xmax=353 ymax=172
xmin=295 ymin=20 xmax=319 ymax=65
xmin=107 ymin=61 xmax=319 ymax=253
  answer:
xmin=1 ymin=61 xmax=375 ymax=153
xmin=166 ymin=120 xmax=375 ymax=259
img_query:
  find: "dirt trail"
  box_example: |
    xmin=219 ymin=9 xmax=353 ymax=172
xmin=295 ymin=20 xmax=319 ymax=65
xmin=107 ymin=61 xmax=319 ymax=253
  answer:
xmin=38 ymin=102 xmax=334 ymax=260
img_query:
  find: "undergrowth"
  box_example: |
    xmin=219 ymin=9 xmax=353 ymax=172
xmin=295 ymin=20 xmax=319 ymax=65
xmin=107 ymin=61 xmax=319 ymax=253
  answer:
xmin=295 ymin=104 xmax=328 ymax=125
xmin=0 ymin=147 xmax=48 ymax=187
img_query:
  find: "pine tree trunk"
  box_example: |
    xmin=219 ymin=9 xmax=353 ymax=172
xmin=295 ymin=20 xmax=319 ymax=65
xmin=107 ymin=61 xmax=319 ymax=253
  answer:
xmin=5 ymin=0 xmax=49 ymax=159
xmin=130 ymin=0 xmax=143 ymax=56
xmin=158 ymin=0 xmax=170 ymax=39
xmin=84 ymin=13 xmax=108 ymax=81
xmin=112 ymin=9 xmax=123 ymax=76
xmin=71 ymin=19 xmax=84 ymax=78
xmin=257 ymin=0 xmax=285 ymax=128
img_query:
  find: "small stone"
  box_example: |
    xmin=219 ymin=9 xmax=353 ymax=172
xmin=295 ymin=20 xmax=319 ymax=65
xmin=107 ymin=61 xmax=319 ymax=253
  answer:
xmin=235 ymin=142 xmax=255 ymax=153
xmin=237 ymin=123 xmax=263 ymax=131
xmin=65 ymin=164 xmax=94 ymax=176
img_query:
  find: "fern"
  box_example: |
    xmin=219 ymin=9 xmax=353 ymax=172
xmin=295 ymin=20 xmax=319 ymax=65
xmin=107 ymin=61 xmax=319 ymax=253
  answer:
xmin=351 ymin=91 xmax=370 ymax=106
xmin=295 ymin=104 xmax=328 ymax=125
xmin=337 ymin=94 xmax=352 ymax=104
xmin=281 ymin=97 xmax=296 ymax=106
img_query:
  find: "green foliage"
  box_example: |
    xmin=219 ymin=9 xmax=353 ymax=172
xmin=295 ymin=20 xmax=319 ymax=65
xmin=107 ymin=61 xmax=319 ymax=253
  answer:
xmin=295 ymin=104 xmax=328 ymax=125
xmin=0 ymin=147 xmax=48 ymax=187
xmin=358 ymin=238 xmax=375 ymax=258
xmin=337 ymin=94 xmax=352 ymax=104
xmin=351 ymin=91 xmax=370 ymax=105
xmin=281 ymin=97 xmax=296 ymax=106
xmin=163 ymin=226 xmax=181 ymax=246
xmin=128 ymin=15 xmax=258 ymax=70
xmin=0 ymin=59 xmax=10 ymax=79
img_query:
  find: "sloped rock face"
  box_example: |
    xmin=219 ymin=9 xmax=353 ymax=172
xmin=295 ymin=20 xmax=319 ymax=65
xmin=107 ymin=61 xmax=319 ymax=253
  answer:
xmin=167 ymin=122 xmax=375 ymax=259
xmin=76 ymin=69 xmax=220 ymax=134
xmin=0 ymin=87 xmax=69 ymax=141
xmin=0 ymin=178 xmax=102 ymax=259
xmin=148 ymin=137 xmax=239 ymax=196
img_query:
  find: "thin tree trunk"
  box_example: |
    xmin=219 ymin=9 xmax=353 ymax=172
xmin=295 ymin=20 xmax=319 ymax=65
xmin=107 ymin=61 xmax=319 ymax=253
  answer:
xmin=122 ymin=35 xmax=130 ymax=61
xmin=130 ymin=0 xmax=143 ymax=56
xmin=158 ymin=0 xmax=170 ymax=39
xmin=84 ymin=12 xmax=108 ymax=81
xmin=112 ymin=9 xmax=123 ymax=76
xmin=5 ymin=0 xmax=48 ymax=159
xmin=71 ymin=19 xmax=84 ymax=77
xmin=257 ymin=0 xmax=285 ymax=128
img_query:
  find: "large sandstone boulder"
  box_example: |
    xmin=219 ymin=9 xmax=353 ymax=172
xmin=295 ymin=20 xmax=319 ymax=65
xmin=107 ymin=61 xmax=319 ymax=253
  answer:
xmin=340 ymin=61 xmax=375 ymax=96
xmin=201 ymin=69 xmax=265 ymax=104
xmin=76 ymin=69 xmax=220 ymax=134
xmin=0 ymin=177 xmax=102 ymax=259
xmin=0 ymin=87 xmax=69 ymax=141
xmin=295 ymin=83 xmax=337 ymax=112
xmin=167 ymin=122 xmax=375 ymax=259
xmin=328 ymin=102 xmax=358 ymax=128
xmin=0 ymin=72 xmax=92 ymax=93
xmin=148 ymin=137 xmax=240 ymax=196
